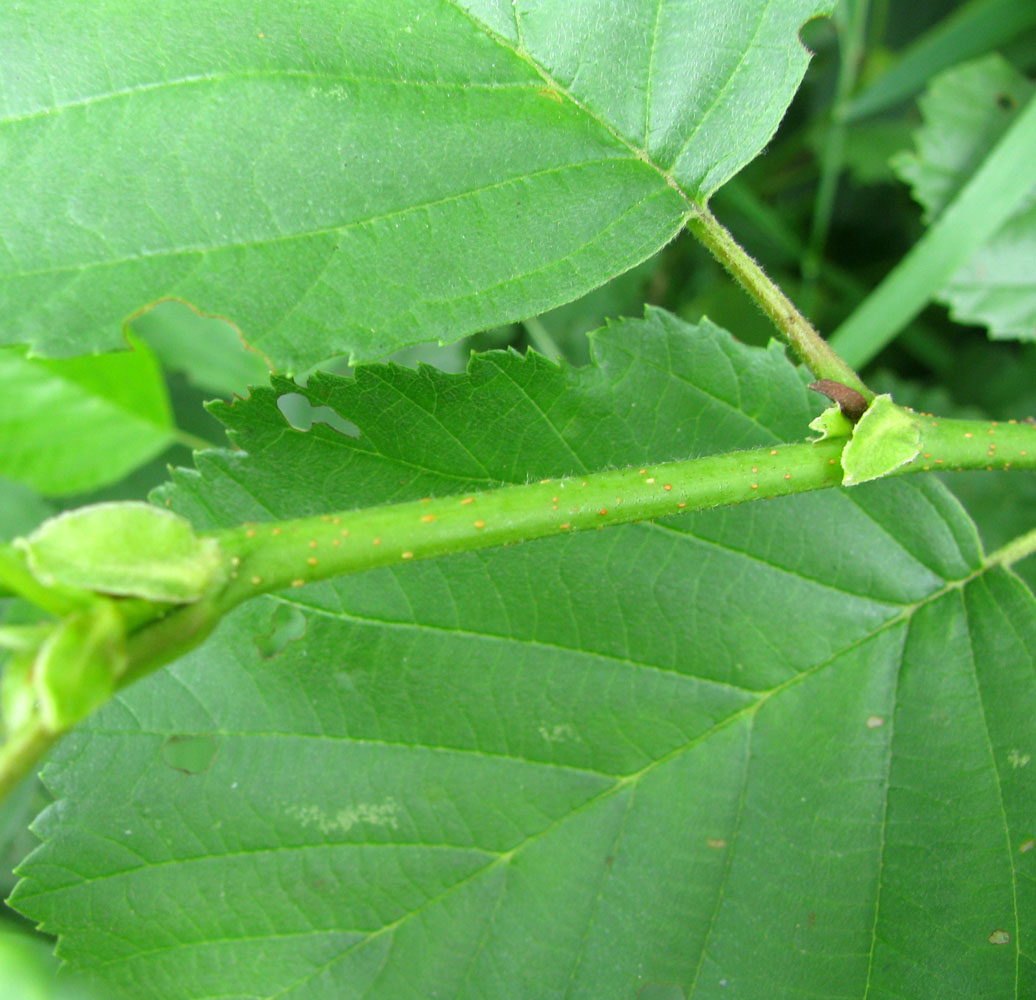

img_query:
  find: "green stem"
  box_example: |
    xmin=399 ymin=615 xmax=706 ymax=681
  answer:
xmin=173 ymin=428 xmax=219 ymax=452
xmin=687 ymin=207 xmax=871 ymax=399
xmin=987 ymin=526 xmax=1036 ymax=569
xmin=522 ymin=316 xmax=563 ymax=359
xmin=211 ymin=439 xmax=848 ymax=612
xmin=0 ymin=723 xmax=57 ymax=803
xmin=897 ymin=414 xmax=1036 ymax=474
xmin=801 ymin=0 xmax=870 ymax=314
xmin=5 ymin=409 xmax=1036 ymax=799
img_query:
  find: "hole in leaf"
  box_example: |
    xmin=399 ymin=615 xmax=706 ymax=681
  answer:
xmin=798 ymin=13 xmax=834 ymax=54
xmin=277 ymin=393 xmax=360 ymax=436
xmin=996 ymin=92 xmax=1017 ymax=111
xmin=256 ymin=603 xmax=308 ymax=659
xmin=161 ymin=733 xmax=219 ymax=775
xmin=128 ymin=299 xmax=270 ymax=398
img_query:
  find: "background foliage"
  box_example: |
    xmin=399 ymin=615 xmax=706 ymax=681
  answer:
xmin=2 ymin=1 xmax=1036 ymax=997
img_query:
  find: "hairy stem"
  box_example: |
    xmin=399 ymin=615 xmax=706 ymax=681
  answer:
xmin=988 ymin=527 xmax=1036 ymax=569
xmin=210 ymin=439 xmax=847 ymax=613
xmin=687 ymin=207 xmax=871 ymax=398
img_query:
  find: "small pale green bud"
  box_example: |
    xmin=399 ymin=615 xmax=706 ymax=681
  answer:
xmin=34 ymin=601 xmax=126 ymax=732
xmin=841 ymin=395 xmax=922 ymax=486
xmin=18 ymin=502 xmax=223 ymax=602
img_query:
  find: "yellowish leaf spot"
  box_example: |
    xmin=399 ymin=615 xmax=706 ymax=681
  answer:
xmin=291 ymin=579 xmax=304 ymax=588
xmin=461 ymin=497 xmax=475 ymax=505
xmin=474 ymin=520 xmax=486 ymax=529
xmin=401 ymin=551 xmax=414 ymax=559
xmin=421 ymin=514 xmax=436 ymax=523
xmin=988 ymin=930 xmax=1010 ymax=946
xmin=1019 ymin=838 xmax=1035 ymax=853
xmin=307 ymin=557 xmax=318 ymax=566
xmin=707 ymin=838 xmax=727 ymax=849
xmin=866 ymin=716 xmax=885 ymax=729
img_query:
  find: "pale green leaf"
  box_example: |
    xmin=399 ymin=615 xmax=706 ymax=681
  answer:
xmin=841 ymin=393 xmax=922 ymax=485
xmin=0 ymin=339 xmax=174 ymax=496
xmin=1 ymin=0 xmax=828 ymax=370
xmin=33 ymin=601 xmax=125 ymax=733
xmin=18 ymin=503 xmax=224 ymax=602
xmin=12 ymin=314 xmax=1033 ymax=1000
xmin=892 ymin=55 xmax=1036 ymax=341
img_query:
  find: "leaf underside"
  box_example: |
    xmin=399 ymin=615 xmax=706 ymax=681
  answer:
xmin=0 ymin=0 xmax=827 ymax=370
xmin=10 ymin=312 xmax=1035 ymax=999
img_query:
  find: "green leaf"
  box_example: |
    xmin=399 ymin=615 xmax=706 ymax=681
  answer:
xmin=846 ymin=0 xmax=1036 ymax=121
xmin=14 ymin=313 xmax=1034 ymax=1000
xmin=0 ymin=927 xmax=95 ymax=1000
xmin=33 ymin=601 xmax=126 ymax=733
xmin=841 ymin=394 xmax=922 ymax=485
xmin=0 ymin=337 xmax=174 ymax=496
xmin=891 ymin=54 xmax=1036 ymax=342
xmin=1 ymin=0 xmax=828 ymax=370
xmin=17 ymin=503 xmax=224 ymax=603
xmin=830 ymin=58 xmax=1036 ymax=366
